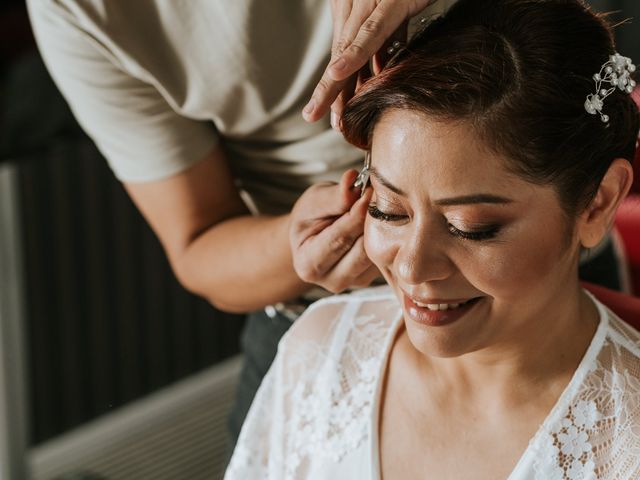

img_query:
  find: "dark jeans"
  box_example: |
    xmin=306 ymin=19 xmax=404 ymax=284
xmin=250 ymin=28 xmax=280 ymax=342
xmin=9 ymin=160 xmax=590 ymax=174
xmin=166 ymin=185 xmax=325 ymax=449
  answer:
xmin=226 ymin=237 xmax=622 ymax=455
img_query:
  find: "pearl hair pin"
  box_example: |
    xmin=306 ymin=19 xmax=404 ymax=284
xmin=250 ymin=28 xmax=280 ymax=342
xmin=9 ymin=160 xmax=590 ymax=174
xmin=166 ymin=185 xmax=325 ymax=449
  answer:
xmin=584 ymin=53 xmax=636 ymax=123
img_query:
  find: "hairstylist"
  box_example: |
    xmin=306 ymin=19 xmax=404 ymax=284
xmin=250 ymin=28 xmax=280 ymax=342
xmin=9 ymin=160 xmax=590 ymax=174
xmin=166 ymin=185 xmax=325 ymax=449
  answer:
xmin=26 ymin=0 xmax=444 ymax=446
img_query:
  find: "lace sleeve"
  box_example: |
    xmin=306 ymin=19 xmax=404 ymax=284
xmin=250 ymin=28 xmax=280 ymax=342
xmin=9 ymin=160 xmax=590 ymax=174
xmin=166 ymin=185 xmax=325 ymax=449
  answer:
xmin=224 ymin=353 xmax=282 ymax=479
xmin=533 ymin=312 xmax=640 ymax=480
xmin=224 ymin=299 xmax=350 ymax=479
xmin=225 ymin=288 xmax=399 ymax=479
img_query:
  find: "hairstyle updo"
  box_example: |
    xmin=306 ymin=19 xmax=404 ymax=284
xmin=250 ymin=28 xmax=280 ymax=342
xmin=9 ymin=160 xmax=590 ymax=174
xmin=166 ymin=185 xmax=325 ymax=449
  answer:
xmin=342 ymin=0 xmax=639 ymax=216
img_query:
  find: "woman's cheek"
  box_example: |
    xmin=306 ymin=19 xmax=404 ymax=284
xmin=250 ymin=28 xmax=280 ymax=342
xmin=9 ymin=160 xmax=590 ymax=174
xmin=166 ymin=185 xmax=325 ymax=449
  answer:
xmin=469 ymin=237 xmax=561 ymax=302
xmin=364 ymin=219 xmax=398 ymax=273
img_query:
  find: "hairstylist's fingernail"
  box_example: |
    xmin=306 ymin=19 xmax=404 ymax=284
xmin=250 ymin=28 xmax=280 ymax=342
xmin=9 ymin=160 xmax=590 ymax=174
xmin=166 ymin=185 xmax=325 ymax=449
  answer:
xmin=303 ymin=99 xmax=316 ymax=117
xmin=331 ymin=57 xmax=346 ymax=71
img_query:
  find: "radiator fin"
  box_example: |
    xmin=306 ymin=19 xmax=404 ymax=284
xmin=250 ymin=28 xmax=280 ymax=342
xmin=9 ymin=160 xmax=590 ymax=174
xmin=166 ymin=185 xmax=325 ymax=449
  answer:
xmin=29 ymin=356 xmax=242 ymax=480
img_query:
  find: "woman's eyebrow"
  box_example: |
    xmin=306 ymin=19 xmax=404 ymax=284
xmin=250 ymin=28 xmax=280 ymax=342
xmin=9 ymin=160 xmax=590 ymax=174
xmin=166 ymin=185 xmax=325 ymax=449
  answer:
xmin=433 ymin=195 xmax=514 ymax=206
xmin=368 ymin=166 xmax=406 ymax=196
xmin=368 ymin=166 xmax=513 ymax=205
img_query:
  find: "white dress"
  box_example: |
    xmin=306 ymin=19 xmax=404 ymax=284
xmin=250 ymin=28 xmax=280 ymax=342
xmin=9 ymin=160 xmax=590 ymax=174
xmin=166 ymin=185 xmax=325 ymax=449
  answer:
xmin=225 ymin=286 xmax=640 ymax=480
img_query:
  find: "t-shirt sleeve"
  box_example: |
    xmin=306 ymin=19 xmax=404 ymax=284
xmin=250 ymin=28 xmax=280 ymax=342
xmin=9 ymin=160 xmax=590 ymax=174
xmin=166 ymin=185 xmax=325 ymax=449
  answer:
xmin=27 ymin=0 xmax=219 ymax=182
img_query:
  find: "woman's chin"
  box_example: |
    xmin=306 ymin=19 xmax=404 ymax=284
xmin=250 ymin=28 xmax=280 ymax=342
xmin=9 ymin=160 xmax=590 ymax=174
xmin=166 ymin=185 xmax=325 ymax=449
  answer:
xmin=400 ymin=296 xmax=491 ymax=359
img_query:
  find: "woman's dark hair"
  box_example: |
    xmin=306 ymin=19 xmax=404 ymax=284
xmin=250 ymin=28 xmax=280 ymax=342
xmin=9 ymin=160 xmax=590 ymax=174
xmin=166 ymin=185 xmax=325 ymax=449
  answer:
xmin=342 ymin=0 xmax=639 ymax=216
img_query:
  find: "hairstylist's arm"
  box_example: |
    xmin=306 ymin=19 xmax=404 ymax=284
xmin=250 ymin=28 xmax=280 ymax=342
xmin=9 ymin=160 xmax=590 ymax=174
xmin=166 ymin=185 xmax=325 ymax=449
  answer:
xmin=125 ymin=147 xmax=379 ymax=313
xmin=303 ymin=0 xmax=437 ymax=125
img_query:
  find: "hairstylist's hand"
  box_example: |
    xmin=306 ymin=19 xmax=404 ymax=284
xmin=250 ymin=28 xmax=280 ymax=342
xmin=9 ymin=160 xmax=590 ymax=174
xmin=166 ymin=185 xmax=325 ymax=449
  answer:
xmin=302 ymin=0 xmax=438 ymax=127
xmin=290 ymin=170 xmax=380 ymax=293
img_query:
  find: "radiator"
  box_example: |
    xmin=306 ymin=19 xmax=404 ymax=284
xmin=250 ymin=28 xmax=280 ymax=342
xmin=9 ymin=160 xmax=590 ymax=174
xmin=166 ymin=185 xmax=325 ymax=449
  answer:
xmin=2 ymin=51 xmax=246 ymax=469
xmin=14 ymin=134 xmax=245 ymax=446
xmin=28 ymin=355 xmax=243 ymax=480
xmin=1 ymin=53 xmax=251 ymax=480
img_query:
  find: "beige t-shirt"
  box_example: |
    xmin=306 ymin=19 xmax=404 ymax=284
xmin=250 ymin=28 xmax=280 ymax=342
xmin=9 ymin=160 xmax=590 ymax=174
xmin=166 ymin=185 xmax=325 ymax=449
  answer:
xmin=27 ymin=0 xmax=455 ymax=214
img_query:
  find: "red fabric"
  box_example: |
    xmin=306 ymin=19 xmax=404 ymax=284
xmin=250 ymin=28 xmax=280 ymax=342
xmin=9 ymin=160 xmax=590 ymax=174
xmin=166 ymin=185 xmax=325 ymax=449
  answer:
xmin=583 ymin=282 xmax=640 ymax=328
xmin=633 ymin=135 xmax=640 ymax=194
xmin=632 ymin=87 xmax=640 ymax=194
xmin=615 ymin=195 xmax=640 ymax=295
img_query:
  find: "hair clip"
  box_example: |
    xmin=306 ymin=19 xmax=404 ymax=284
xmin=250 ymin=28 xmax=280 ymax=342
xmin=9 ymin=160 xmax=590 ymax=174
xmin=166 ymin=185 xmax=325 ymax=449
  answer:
xmin=585 ymin=53 xmax=636 ymax=123
xmin=352 ymin=152 xmax=371 ymax=197
xmin=386 ymin=40 xmax=405 ymax=56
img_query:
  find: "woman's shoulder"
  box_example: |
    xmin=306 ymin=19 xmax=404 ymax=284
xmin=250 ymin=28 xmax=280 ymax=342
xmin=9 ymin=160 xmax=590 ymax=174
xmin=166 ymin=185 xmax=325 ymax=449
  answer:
xmin=272 ymin=285 xmax=401 ymax=381
xmin=283 ymin=285 xmax=400 ymax=348
xmin=583 ymin=293 xmax=640 ymax=361
xmin=555 ymin=308 xmax=640 ymax=478
xmin=603 ymin=308 xmax=640 ymax=360
xmin=587 ymin=304 xmax=640 ymax=408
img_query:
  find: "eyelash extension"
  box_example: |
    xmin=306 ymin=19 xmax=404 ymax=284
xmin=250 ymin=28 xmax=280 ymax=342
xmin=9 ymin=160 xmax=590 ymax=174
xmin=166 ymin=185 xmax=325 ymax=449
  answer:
xmin=447 ymin=223 xmax=500 ymax=241
xmin=367 ymin=204 xmax=406 ymax=222
xmin=369 ymin=204 xmax=500 ymax=241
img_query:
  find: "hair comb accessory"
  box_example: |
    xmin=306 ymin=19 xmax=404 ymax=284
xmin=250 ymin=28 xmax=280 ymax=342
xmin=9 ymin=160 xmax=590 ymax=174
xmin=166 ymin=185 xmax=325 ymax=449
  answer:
xmin=585 ymin=53 xmax=636 ymax=123
xmin=386 ymin=40 xmax=404 ymax=56
xmin=352 ymin=152 xmax=371 ymax=198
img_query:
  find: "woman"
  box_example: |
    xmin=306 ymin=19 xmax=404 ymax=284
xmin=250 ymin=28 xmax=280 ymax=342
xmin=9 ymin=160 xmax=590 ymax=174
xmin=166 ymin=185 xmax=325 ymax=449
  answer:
xmin=226 ymin=0 xmax=640 ymax=478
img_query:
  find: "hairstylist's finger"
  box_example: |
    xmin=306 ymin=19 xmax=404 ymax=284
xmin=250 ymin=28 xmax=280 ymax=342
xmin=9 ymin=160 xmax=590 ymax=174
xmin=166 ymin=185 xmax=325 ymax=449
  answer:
xmin=334 ymin=62 xmax=374 ymax=126
xmin=295 ymin=215 xmax=363 ymax=283
xmin=303 ymin=71 xmax=350 ymax=122
xmin=330 ymin=72 xmax=358 ymax=130
xmin=355 ymin=60 xmax=373 ymax=91
xmin=327 ymin=2 xmax=408 ymax=82
xmin=331 ymin=0 xmax=353 ymax=53
xmin=373 ymin=20 xmax=408 ymax=75
xmin=290 ymin=169 xmax=361 ymax=243
xmin=351 ymin=264 xmax=383 ymax=289
xmin=333 ymin=0 xmax=373 ymax=57
xmin=300 ymin=191 xmax=370 ymax=278
xmin=304 ymin=1 xmax=371 ymax=122
xmin=314 ymin=169 xmax=361 ymax=216
xmin=321 ymin=236 xmax=375 ymax=292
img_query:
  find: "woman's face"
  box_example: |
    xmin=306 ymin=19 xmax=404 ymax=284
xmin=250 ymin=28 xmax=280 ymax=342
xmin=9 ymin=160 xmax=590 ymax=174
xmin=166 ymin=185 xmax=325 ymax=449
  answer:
xmin=364 ymin=109 xmax=583 ymax=358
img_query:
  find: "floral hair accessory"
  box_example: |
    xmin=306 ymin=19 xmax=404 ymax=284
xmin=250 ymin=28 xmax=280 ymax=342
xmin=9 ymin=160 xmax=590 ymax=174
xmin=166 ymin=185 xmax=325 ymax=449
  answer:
xmin=585 ymin=53 xmax=636 ymax=123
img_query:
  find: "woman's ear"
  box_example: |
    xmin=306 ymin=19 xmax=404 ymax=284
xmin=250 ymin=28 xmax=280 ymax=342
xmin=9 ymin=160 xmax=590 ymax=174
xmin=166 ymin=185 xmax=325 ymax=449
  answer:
xmin=578 ymin=158 xmax=634 ymax=249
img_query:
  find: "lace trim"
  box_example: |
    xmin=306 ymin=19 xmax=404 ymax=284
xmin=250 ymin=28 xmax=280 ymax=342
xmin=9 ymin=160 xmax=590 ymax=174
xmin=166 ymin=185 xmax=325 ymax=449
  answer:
xmin=284 ymin=305 xmax=397 ymax=477
xmin=227 ymin=291 xmax=640 ymax=480
xmin=533 ymin=316 xmax=640 ymax=479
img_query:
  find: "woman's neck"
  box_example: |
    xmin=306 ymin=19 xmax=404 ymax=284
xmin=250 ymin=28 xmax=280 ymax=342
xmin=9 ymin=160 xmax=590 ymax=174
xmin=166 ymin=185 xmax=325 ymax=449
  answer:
xmin=402 ymin=287 xmax=600 ymax=414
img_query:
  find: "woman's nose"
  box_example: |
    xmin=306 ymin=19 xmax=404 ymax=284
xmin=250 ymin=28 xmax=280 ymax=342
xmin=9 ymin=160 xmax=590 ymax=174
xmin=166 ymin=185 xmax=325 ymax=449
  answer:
xmin=395 ymin=225 xmax=454 ymax=285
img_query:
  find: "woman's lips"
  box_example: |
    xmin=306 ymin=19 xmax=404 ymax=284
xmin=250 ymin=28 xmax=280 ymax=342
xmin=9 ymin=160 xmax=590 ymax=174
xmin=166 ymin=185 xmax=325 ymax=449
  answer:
xmin=402 ymin=293 xmax=481 ymax=327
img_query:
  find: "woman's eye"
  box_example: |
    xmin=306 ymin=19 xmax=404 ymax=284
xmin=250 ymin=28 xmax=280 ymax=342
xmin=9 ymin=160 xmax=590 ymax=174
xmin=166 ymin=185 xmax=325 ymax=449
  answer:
xmin=367 ymin=205 xmax=500 ymax=240
xmin=367 ymin=204 xmax=406 ymax=222
xmin=447 ymin=223 xmax=500 ymax=241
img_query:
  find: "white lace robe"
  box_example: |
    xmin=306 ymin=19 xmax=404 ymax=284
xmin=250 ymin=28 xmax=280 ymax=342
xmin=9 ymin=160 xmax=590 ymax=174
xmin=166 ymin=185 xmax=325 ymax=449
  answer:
xmin=225 ymin=286 xmax=640 ymax=479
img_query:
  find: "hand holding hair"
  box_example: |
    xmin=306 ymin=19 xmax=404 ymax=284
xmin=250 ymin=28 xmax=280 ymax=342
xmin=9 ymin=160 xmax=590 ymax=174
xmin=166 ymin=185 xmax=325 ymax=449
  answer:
xmin=302 ymin=0 xmax=438 ymax=127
